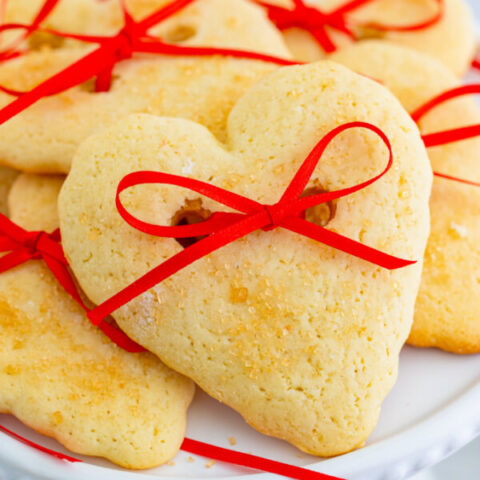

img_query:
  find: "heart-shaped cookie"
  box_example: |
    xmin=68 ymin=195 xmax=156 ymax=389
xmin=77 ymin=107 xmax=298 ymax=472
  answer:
xmin=59 ymin=62 xmax=432 ymax=456
xmin=331 ymin=40 xmax=480 ymax=353
xmin=260 ymin=0 xmax=476 ymax=76
xmin=0 ymin=173 xmax=194 ymax=468
xmin=0 ymin=0 xmax=290 ymax=173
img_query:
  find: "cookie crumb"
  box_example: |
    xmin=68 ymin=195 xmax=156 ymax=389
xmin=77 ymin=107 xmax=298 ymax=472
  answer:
xmin=228 ymin=436 xmax=237 ymax=446
xmin=188 ymin=456 xmax=195 ymax=463
xmin=205 ymin=459 xmax=215 ymax=469
xmin=167 ymin=461 xmax=175 ymax=466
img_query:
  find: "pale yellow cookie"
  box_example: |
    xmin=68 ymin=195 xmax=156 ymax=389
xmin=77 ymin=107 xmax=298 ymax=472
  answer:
xmin=331 ymin=40 xmax=480 ymax=353
xmin=0 ymin=0 xmax=290 ymax=174
xmin=268 ymin=0 xmax=476 ymax=76
xmin=0 ymin=173 xmax=194 ymax=468
xmin=59 ymin=62 xmax=432 ymax=456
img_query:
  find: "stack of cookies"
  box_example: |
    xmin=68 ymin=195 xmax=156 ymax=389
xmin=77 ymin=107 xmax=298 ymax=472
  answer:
xmin=0 ymin=0 xmax=478 ymax=472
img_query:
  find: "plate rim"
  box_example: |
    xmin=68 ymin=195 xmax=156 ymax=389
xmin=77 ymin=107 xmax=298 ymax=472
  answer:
xmin=0 ymin=379 xmax=479 ymax=480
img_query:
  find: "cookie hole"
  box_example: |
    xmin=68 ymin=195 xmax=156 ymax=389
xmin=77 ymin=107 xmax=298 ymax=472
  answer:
xmin=28 ymin=31 xmax=66 ymax=50
xmin=302 ymin=184 xmax=336 ymax=227
xmin=354 ymin=26 xmax=387 ymax=40
xmin=171 ymin=198 xmax=212 ymax=248
xmin=164 ymin=24 xmax=197 ymax=43
xmin=79 ymin=74 xmax=120 ymax=93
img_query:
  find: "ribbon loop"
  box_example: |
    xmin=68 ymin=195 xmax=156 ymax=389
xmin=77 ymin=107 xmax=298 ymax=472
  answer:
xmin=89 ymin=122 xmax=414 ymax=325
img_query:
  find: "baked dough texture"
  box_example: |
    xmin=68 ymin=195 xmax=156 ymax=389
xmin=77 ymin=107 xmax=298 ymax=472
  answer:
xmin=0 ymin=173 xmax=194 ymax=469
xmin=0 ymin=0 xmax=290 ymax=173
xmin=59 ymin=62 xmax=432 ymax=456
xmin=331 ymin=40 xmax=480 ymax=353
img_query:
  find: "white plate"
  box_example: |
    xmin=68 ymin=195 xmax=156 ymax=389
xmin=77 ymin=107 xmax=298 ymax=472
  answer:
xmin=0 ymin=346 xmax=479 ymax=480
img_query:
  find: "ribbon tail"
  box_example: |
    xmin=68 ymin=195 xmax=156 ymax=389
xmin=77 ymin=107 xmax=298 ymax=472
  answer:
xmin=96 ymin=321 xmax=146 ymax=353
xmin=0 ymin=44 xmax=116 ymax=125
xmin=310 ymin=27 xmax=337 ymax=53
xmin=42 ymin=255 xmax=89 ymax=311
xmin=0 ymin=237 xmax=20 ymax=251
xmin=283 ymin=217 xmax=415 ymax=270
xmin=181 ymin=438 xmax=345 ymax=480
xmin=433 ymin=172 xmax=480 ymax=187
xmin=422 ymin=124 xmax=480 ymax=148
xmin=88 ymin=212 xmax=267 ymax=324
xmin=135 ymin=40 xmax=298 ymax=66
xmin=0 ymin=425 xmax=80 ymax=463
xmin=0 ymin=249 xmax=35 ymax=273
xmin=95 ymin=65 xmax=114 ymax=93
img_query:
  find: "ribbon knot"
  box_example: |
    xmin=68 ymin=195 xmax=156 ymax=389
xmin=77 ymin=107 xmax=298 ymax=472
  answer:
xmin=22 ymin=230 xmax=49 ymax=256
xmin=0 ymin=212 xmax=145 ymax=353
xmin=89 ymin=121 xmax=416 ymax=325
xmin=0 ymin=0 xmax=298 ymax=118
xmin=261 ymin=203 xmax=285 ymax=231
xmin=259 ymin=0 xmax=353 ymax=53
xmin=112 ymin=28 xmax=136 ymax=61
xmin=257 ymin=0 xmax=444 ymax=54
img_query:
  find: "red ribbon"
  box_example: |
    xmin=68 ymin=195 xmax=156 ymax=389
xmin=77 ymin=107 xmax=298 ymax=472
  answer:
xmin=0 ymin=425 xmax=347 ymax=480
xmin=0 ymin=0 xmax=60 ymax=62
xmin=0 ymin=207 xmax=351 ymax=479
xmin=0 ymin=212 xmax=145 ymax=352
xmin=0 ymin=0 xmax=298 ymax=122
xmin=473 ymin=57 xmax=480 ymax=71
xmin=87 ymin=122 xmax=414 ymax=325
xmin=256 ymin=0 xmax=444 ymax=54
xmin=413 ymin=84 xmax=480 ymax=187
xmin=0 ymin=425 xmax=80 ymax=462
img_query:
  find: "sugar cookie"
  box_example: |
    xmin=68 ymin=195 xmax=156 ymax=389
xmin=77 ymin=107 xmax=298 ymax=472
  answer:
xmin=59 ymin=62 xmax=432 ymax=455
xmin=0 ymin=173 xmax=194 ymax=468
xmin=331 ymin=40 xmax=480 ymax=353
xmin=0 ymin=0 xmax=290 ymax=173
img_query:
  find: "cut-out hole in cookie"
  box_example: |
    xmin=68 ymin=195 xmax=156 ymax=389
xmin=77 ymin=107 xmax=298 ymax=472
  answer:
xmin=171 ymin=198 xmax=212 ymax=248
xmin=302 ymin=184 xmax=336 ymax=227
xmin=164 ymin=24 xmax=197 ymax=43
xmin=28 ymin=31 xmax=66 ymax=50
xmin=354 ymin=26 xmax=387 ymax=41
xmin=79 ymin=75 xmax=120 ymax=93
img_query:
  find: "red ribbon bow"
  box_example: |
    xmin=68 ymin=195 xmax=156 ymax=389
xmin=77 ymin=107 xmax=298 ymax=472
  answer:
xmin=257 ymin=0 xmax=444 ymax=54
xmin=0 ymin=212 xmax=145 ymax=352
xmin=88 ymin=122 xmax=414 ymax=324
xmin=413 ymin=84 xmax=480 ymax=187
xmin=0 ymin=0 xmax=298 ymax=122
